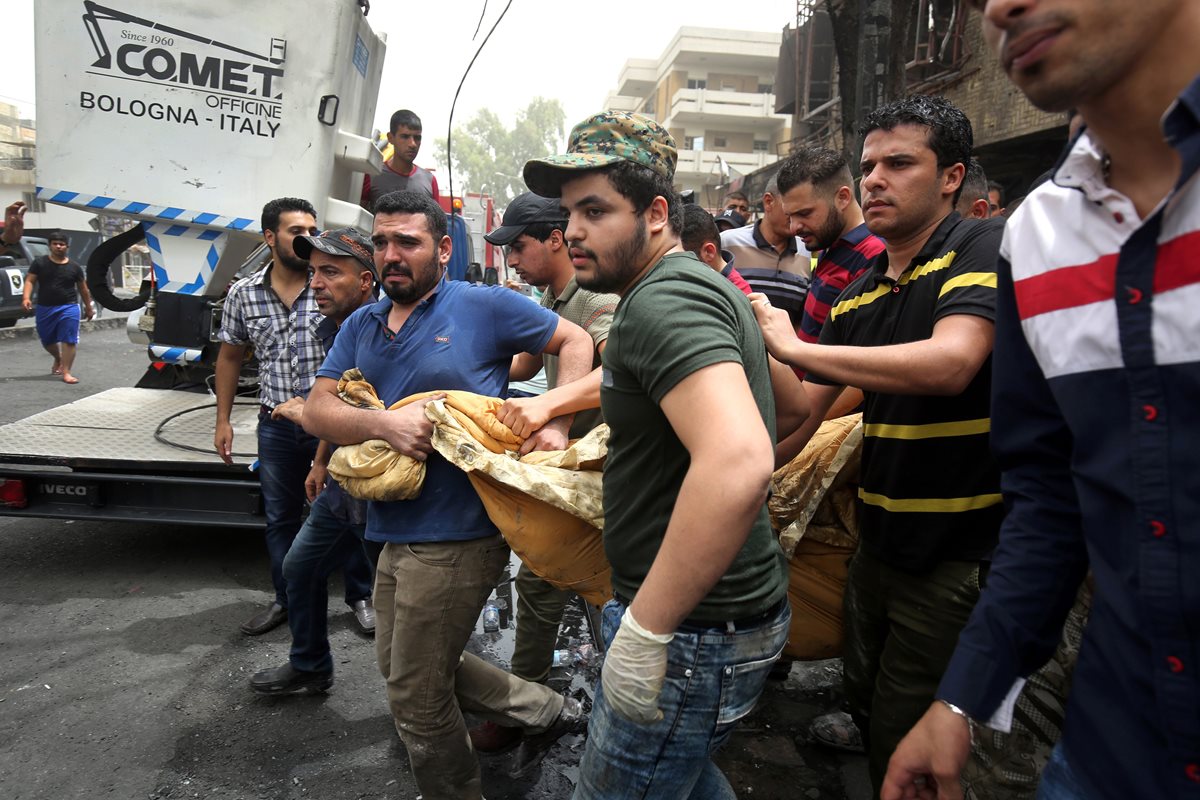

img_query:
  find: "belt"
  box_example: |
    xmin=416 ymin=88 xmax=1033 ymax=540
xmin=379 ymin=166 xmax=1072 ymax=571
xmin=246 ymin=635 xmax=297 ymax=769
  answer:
xmin=259 ymin=404 xmax=273 ymax=416
xmin=613 ymin=594 xmax=787 ymax=634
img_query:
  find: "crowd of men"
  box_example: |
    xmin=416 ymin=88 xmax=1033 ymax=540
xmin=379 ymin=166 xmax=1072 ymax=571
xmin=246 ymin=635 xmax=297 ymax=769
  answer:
xmin=200 ymin=0 xmax=1197 ymax=797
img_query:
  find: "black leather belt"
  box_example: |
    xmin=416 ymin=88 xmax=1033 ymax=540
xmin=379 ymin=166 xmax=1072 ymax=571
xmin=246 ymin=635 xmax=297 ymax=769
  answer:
xmin=613 ymin=594 xmax=787 ymax=634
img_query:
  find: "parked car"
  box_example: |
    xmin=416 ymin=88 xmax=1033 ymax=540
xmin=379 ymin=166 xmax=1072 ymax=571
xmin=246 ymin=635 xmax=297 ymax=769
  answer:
xmin=0 ymin=236 xmax=50 ymax=328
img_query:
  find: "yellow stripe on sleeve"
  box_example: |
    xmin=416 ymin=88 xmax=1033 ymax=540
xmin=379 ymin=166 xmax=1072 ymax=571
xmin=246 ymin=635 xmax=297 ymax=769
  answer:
xmin=939 ymin=271 xmax=997 ymax=298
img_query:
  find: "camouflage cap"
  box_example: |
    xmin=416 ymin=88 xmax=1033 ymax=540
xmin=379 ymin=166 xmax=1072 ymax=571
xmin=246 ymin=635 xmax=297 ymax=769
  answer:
xmin=523 ymin=111 xmax=677 ymax=198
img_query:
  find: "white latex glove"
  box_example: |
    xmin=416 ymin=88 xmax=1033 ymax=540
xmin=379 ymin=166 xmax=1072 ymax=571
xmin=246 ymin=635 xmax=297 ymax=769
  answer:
xmin=600 ymin=607 xmax=674 ymax=724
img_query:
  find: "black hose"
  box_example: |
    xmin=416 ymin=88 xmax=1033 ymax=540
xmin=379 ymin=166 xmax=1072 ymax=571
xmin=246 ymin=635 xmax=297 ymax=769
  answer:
xmin=87 ymin=224 xmax=152 ymax=312
xmin=152 ymin=400 xmax=259 ymax=458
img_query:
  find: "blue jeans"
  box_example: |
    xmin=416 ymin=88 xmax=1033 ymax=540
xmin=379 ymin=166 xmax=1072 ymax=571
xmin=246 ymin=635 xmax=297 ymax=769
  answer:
xmin=573 ymin=597 xmax=790 ymax=800
xmin=1036 ymin=745 xmax=1090 ymax=800
xmin=283 ymin=490 xmax=376 ymax=673
xmin=256 ymin=412 xmax=371 ymax=607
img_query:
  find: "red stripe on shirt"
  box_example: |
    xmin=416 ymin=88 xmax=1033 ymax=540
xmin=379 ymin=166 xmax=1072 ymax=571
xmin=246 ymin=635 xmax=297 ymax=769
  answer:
xmin=1014 ymin=228 xmax=1200 ymax=319
xmin=1153 ymin=229 xmax=1200 ymax=294
xmin=1014 ymin=255 xmax=1117 ymax=319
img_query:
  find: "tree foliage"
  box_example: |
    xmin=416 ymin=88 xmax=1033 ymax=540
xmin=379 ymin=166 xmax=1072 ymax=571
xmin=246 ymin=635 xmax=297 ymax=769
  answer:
xmin=435 ymin=97 xmax=567 ymax=204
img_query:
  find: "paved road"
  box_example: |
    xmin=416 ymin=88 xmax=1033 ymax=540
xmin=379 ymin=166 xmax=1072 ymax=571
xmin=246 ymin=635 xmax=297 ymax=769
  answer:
xmin=0 ymin=328 xmax=869 ymax=799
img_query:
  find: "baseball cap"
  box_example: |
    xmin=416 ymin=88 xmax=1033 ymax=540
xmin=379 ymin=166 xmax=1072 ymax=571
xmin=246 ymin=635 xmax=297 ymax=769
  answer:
xmin=713 ymin=209 xmax=747 ymax=231
xmin=484 ymin=192 xmax=566 ymax=246
xmin=294 ymin=227 xmax=376 ymax=278
xmin=523 ymin=111 xmax=677 ymax=198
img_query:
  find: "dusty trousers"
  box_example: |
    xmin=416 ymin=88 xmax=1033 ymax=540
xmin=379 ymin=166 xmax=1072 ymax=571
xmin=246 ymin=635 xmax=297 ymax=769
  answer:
xmin=842 ymin=547 xmax=982 ymax=795
xmin=374 ymin=535 xmax=564 ymax=800
xmin=511 ymin=561 xmax=573 ymax=682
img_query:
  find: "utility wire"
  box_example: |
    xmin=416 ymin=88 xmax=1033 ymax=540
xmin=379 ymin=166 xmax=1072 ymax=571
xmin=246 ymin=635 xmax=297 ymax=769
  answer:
xmin=446 ymin=0 xmax=514 ymax=210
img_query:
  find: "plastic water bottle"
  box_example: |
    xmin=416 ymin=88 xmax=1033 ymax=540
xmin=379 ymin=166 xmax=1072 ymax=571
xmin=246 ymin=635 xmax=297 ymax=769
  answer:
xmin=481 ymin=601 xmax=500 ymax=632
xmin=551 ymin=644 xmax=600 ymax=668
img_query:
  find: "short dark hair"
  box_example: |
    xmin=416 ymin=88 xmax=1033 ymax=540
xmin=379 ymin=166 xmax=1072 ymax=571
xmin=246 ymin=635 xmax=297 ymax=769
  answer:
xmin=776 ymin=145 xmax=853 ymax=197
xmin=374 ymin=190 xmax=447 ymax=241
xmin=723 ymin=190 xmax=747 ymax=203
xmin=520 ymin=221 xmax=566 ymax=243
xmin=987 ymin=180 xmax=1005 ymax=205
xmin=597 ymin=160 xmax=682 ymax=235
xmin=680 ymin=205 xmax=720 ymax=254
xmin=389 ymin=109 xmax=422 ymax=134
xmin=864 ymin=95 xmax=973 ymax=202
xmin=48 ymin=230 xmax=69 ymax=244
xmin=261 ymin=197 xmax=317 ymax=233
xmin=960 ymin=159 xmax=990 ymax=207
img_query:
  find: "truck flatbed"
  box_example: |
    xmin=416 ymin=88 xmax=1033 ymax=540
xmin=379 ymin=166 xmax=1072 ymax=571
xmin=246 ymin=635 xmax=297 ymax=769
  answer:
xmin=0 ymin=388 xmax=266 ymax=528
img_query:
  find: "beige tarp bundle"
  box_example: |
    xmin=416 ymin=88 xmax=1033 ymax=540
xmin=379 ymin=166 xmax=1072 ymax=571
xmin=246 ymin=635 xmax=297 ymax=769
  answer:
xmin=326 ymin=370 xmax=612 ymax=605
xmin=326 ymin=370 xmax=864 ymax=631
xmin=769 ymin=413 xmax=863 ymax=660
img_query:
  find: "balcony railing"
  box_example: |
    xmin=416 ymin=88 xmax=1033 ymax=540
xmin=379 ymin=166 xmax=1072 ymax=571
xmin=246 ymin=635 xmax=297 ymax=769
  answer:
xmin=667 ymin=88 xmax=787 ymax=123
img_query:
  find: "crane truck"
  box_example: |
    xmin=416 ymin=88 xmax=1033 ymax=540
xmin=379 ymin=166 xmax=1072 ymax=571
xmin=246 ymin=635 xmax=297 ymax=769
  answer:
xmin=0 ymin=0 xmax=389 ymax=528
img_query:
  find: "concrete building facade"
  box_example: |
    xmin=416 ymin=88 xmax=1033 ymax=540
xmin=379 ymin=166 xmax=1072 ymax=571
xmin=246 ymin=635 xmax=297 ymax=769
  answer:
xmin=604 ymin=27 xmax=792 ymax=207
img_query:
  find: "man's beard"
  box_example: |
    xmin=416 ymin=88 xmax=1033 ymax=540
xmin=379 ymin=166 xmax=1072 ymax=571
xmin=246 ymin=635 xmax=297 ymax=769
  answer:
xmin=277 ymin=249 xmax=310 ymax=274
xmin=575 ymin=216 xmax=648 ymax=294
xmin=381 ymin=254 xmax=442 ymax=304
xmin=810 ymin=207 xmax=846 ymax=253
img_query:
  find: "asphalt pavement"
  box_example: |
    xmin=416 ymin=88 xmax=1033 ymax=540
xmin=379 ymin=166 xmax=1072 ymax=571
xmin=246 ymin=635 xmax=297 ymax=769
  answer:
xmin=0 ymin=326 xmax=870 ymax=799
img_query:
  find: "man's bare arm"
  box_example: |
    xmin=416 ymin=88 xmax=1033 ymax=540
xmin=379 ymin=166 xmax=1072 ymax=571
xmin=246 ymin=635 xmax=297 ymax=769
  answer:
xmin=21 ymin=272 xmax=36 ymax=311
xmin=753 ymin=296 xmax=994 ymax=396
xmin=517 ymin=317 xmax=594 ymax=452
xmin=768 ymin=355 xmax=811 ymax=443
xmin=77 ymin=279 xmax=94 ymax=320
xmin=213 ymin=342 xmax=247 ymax=464
xmin=509 ymin=352 xmax=545 ymax=382
xmin=775 ymin=382 xmax=845 ymax=469
xmin=629 ymin=362 xmax=775 ymax=634
xmin=302 ymin=376 xmax=440 ymax=459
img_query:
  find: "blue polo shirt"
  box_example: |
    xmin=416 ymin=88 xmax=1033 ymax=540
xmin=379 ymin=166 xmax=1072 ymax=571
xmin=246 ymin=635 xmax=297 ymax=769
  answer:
xmin=317 ymin=278 xmax=559 ymax=543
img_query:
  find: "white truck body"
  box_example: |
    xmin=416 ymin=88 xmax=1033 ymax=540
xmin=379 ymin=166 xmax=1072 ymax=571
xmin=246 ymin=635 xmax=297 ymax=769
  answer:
xmin=34 ymin=0 xmax=385 ymax=301
xmin=0 ymin=1 xmax=388 ymax=528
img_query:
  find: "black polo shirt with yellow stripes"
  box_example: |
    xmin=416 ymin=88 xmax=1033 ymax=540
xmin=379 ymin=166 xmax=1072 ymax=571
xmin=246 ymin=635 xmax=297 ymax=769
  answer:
xmin=808 ymin=212 xmax=1005 ymax=573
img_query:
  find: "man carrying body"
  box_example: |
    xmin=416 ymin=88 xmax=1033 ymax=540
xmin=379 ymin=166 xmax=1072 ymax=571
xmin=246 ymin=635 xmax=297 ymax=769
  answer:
xmin=249 ymin=226 xmax=381 ymax=695
xmin=721 ymin=175 xmax=812 ymax=332
xmin=22 ymin=230 xmax=93 ymax=384
xmin=361 ymin=110 xmax=440 ymax=211
xmin=214 ymin=198 xmax=374 ymax=637
xmin=524 ymin=110 xmax=803 ymax=798
xmin=751 ymin=96 xmax=1004 ymax=794
xmin=303 ymin=190 xmax=594 ymax=799
xmin=885 ymin=1 xmax=1200 ymax=798
xmin=462 ymin=191 xmax=618 ymax=753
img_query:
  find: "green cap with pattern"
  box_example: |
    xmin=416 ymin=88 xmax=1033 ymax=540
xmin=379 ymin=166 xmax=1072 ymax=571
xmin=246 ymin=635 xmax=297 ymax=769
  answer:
xmin=523 ymin=111 xmax=677 ymax=197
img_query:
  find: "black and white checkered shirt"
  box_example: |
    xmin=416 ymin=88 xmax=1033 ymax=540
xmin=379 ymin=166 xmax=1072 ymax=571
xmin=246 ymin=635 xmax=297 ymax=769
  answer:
xmin=217 ymin=266 xmax=325 ymax=410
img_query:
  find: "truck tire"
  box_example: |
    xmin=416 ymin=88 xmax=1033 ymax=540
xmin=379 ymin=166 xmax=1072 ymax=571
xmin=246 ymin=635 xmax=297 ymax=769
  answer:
xmin=87 ymin=224 xmax=152 ymax=313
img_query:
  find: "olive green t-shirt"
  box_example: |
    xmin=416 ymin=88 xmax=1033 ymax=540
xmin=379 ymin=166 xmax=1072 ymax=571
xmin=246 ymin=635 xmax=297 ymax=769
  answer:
xmin=600 ymin=251 xmax=786 ymax=621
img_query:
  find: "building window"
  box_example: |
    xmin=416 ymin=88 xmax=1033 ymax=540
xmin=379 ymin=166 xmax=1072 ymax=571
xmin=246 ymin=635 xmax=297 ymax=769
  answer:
xmin=687 ymin=78 xmax=707 ymax=90
xmin=721 ymin=80 xmax=739 ymax=91
xmin=643 ymin=98 xmax=655 ymax=115
xmin=684 ymin=136 xmax=704 ymax=151
xmin=758 ymin=83 xmax=774 ymax=94
xmin=713 ymin=136 xmax=728 ymax=148
xmin=753 ymin=140 xmax=769 ymax=153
